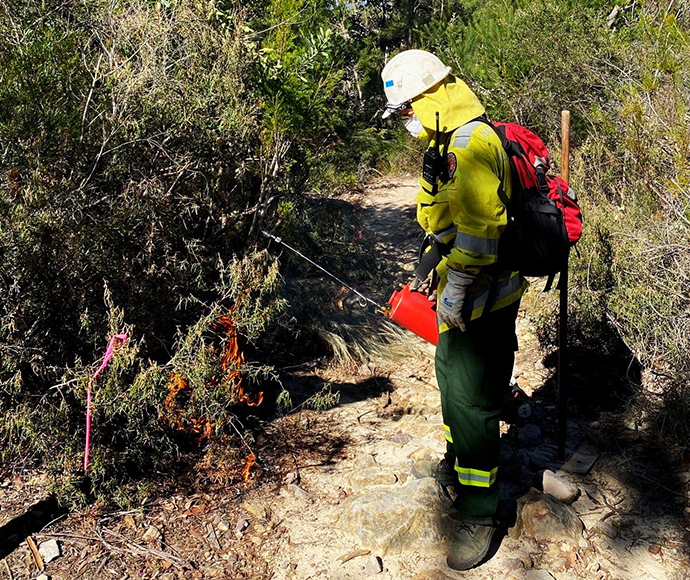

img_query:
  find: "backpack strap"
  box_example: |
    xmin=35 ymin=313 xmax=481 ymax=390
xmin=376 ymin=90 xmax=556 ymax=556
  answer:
xmin=542 ymin=274 xmax=556 ymax=293
xmin=543 ymin=262 xmax=569 ymax=293
xmin=474 ymin=118 xmax=516 ymax=318
xmin=478 ymin=120 xmax=514 ymax=210
xmin=543 ymin=180 xmax=570 ymax=293
xmin=535 ymin=165 xmax=550 ymax=195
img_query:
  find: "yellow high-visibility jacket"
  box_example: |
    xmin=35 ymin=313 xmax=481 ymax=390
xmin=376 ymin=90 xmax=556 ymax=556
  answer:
xmin=411 ymin=77 xmax=527 ymax=331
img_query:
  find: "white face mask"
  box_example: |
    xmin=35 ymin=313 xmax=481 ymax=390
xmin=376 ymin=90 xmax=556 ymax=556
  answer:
xmin=404 ymin=115 xmax=424 ymax=138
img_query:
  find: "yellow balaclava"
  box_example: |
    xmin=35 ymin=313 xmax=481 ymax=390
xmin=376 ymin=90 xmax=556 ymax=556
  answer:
xmin=411 ymin=75 xmax=485 ymax=140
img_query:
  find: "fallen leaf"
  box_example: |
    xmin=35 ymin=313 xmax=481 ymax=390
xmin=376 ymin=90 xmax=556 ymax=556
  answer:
xmin=338 ymin=549 xmax=370 ymax=564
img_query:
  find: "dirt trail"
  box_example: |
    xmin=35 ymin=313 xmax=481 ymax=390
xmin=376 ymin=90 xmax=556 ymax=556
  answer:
xmin=1 ymin=176 xmax=688 ymax=580
xmin=249 ymin=176 xmax=689 ymax=580
xmin=248 ymin=175 xmax=688 ymax=580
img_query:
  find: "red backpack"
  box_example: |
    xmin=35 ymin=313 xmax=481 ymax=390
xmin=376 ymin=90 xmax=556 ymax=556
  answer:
xmin=489 ymin=121 xmax=582 ymax=286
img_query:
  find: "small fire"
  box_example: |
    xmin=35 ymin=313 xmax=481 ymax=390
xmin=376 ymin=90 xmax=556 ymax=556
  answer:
xmin=218 ymin=314 xmax=242 ymax=369
xmin=163 ymin=374 xmax=216 ymax=442
xmin=216 ymin=313 xmax=263 ymax=406
xmin=162 ymin=311 xmax=263 ymax=442
xmin=163 ymin=373 xmax=187 ymax=431
xmin=242 ymin=453 xmax=257 ymax=482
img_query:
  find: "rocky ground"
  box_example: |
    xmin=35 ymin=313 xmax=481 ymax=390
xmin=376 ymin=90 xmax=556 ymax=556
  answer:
xmin=1 ymin=175 xmax=689 ymax=580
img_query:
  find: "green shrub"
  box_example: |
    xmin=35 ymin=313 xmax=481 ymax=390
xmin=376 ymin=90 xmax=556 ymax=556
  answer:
xmin=565 ymin=3 xmax=690 ymax=445
xmin=0 ymin=0 xmax=401 ymax=504
xmin=1 ymin=252 xmax=286 ymax=507
xmin=419 ymin=0 xmax=617 ymax=145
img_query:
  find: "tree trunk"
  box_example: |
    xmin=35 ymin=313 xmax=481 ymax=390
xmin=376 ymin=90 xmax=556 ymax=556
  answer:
xmin=408 ymin=0 xmax=414 ymax=48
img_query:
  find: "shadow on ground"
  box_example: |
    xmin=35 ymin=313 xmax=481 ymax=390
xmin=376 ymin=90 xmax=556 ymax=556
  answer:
xmin=280 ymin=373 xmax=393 ymax=411
xmin=0 ymin=495 xmax=68 ymax=559
xmin=500 ymin=310 xmax=690 ymax=573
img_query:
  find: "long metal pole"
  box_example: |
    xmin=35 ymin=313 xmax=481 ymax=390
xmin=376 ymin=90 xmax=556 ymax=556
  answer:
xmin=261 ymin=230 xmax=384 ymax=309
xmin=558 ymin=110 xmax=570 ymax=460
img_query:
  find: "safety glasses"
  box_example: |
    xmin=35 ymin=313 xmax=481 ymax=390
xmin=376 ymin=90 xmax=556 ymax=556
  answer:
xmin=382 ymin=100 xmax=413 ymax=119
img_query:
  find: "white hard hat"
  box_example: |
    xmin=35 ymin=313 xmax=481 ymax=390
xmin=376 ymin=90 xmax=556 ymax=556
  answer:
xmin=381 ymin=50 xmax=452 ymax=118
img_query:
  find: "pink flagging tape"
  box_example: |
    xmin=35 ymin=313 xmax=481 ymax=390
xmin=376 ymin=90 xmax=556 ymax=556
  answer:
xmin=84 ymin=333 xmax=128 ymax=471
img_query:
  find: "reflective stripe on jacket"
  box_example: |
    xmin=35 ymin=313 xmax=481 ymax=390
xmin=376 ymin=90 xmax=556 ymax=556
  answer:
xmin=416 ymin=120 xmax=527 ymax=327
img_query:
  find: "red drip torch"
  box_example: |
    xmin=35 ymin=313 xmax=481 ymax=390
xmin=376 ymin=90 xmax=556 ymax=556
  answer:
xmin=387 ymin=284 xmax=438 ymax=345
xmin=262 ymin=231 xmax=438 ymax=345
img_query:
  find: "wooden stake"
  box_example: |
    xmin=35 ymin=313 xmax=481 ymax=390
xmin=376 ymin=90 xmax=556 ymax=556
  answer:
xmin=558 ymin=110 xmax=571 ymax=460
xmin=25 ymin=536 xmax=45 ymax=572
xmin=561 ymin=111 xmax=571 ymax=182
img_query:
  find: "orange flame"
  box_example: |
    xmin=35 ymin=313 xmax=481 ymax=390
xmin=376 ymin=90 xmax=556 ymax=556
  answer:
xmin=216 ymin=313 xmax=263 ymax=406
xmin=218 ymin=314 xmax=243 ymax=369
xmin=242 ymin=453 xmax=256 ymax=482
xmin=163 ymin=373 xmax=187 ymax=431
xmin=163 ymin=374 xmax=216 ymax=442
xmin=162 ymin=312 xmax=263 ymax=443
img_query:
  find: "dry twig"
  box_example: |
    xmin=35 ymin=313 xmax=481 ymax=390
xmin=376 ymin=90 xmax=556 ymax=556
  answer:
xmin=206 ymin=523 xmax=222 ymax=550
xmin=25 ymin=537 xmax=44 ymax=571
xmin=96 ymin=525 xmax=189 ymax=570
xmin=338 ymin=549 xmax=370 ymax=564
xmin=1 ymin=559 xmax=12 ymax=580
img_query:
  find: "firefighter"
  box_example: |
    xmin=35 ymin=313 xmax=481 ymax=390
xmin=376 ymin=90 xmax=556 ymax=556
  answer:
xmin=381 ymin=50 xmax=528 ymax=570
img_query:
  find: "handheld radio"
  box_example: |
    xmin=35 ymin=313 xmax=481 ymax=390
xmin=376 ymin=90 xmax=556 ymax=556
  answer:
xmin=421 ymin=112 xmax=449 ymax=195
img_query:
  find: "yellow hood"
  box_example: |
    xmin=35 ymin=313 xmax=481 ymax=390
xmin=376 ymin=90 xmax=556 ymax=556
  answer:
xmin=411 ymin=75 xmax=485 ymax=136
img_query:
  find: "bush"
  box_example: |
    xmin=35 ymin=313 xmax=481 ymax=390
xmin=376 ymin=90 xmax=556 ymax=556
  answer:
xmin=0 ymin=0 xmax=405 ymax=503
xmin=420 ymin=0 xmax=617 ymax=146
xmin=564 ymin=4 xmax=690 ymax=446
xmin=1 ymin=252 xmax=286 ymax=507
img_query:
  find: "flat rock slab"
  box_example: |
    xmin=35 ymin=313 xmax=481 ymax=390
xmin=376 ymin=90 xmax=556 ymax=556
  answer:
xmin=339 ymin=477 xmax=456 ymax=555
xmin=561 ymin=445 xmax=599 ymax=475
xmin=349 ymin=467 xmax=398 ymax=491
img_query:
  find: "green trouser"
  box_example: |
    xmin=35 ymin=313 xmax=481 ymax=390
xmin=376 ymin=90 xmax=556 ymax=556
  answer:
xmin=435 ymin=300 xmax=520 ymax=521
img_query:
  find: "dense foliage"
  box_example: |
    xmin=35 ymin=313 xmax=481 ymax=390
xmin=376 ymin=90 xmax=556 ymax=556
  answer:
xmin=1 ymin=0 xmax=688 ymax=504
xmin=569 ymin=4 xmax=690 ymax=443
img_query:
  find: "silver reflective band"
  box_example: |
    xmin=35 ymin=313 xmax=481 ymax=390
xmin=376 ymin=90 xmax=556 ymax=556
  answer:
xmin=454 ymin=231 xmax=500 ymax=256
xmin=464 ymin=273 xmax=524 ymax=315
xmin=454 ymin=463 xmax=498 ymax=488
xmin=452 ymin=120 xmax=485 ymax=149
xmin=431 ymin=225 xmax=457 ymax=243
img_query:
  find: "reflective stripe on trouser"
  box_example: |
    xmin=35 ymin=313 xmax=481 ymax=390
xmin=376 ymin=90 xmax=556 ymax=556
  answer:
xmin=455 ymin=464 xmax=498 ymax=488
xmin=444 ymin=424 xmax=453 ymax=443
xmin=435 ymin=300 xmax=519 ymax=519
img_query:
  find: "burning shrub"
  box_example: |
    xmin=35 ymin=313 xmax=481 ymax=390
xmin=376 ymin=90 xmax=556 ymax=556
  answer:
xmin=0 ymin=253 xmax=286 ymax=508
